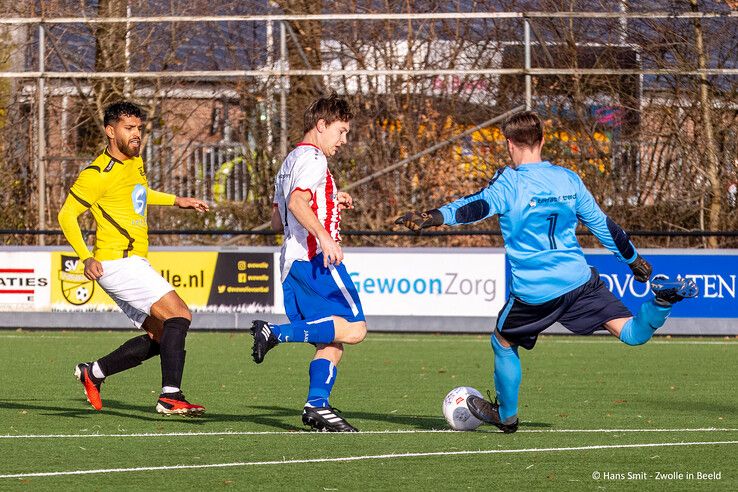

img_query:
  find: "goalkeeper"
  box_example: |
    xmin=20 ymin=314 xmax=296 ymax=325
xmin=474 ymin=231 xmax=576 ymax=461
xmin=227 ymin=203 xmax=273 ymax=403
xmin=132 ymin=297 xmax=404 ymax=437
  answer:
xmin=396 ymin=110 xmax=698 ymax=433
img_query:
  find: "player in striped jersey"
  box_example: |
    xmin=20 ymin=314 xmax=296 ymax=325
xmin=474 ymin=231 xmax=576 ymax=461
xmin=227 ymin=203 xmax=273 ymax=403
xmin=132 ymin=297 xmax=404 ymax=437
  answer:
xmin=58 ymin=101 xmax=209 ymax=416
xmin=250 ymin=94 xmax=366 ymax=432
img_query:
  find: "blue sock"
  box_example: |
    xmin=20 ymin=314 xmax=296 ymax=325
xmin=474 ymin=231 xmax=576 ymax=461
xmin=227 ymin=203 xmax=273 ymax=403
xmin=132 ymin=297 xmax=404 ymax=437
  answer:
xmin=491 ymin=333 xmax=521 ymax=423
xmin=305 ymin=358 xmax=336 ymax=408
xmin=270 ymin=317 xmax=335 ymax=344
xmin=619 ymin=300 xmax=672 ymax=346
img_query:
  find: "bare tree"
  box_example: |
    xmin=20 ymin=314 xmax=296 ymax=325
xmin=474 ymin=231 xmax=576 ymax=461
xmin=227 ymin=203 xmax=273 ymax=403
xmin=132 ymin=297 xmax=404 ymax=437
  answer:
xmin=273 ymin=0 xmax=324 ymax=145
xmin=690 ymin=0 xmax=722 ymax=247
xmin=1 ymin=1 xmax=736 ymax=248
xmin=93 ymin=0 xmax=128 ymax=121
xmin=0 ymin=1 xmax=35 ymax=237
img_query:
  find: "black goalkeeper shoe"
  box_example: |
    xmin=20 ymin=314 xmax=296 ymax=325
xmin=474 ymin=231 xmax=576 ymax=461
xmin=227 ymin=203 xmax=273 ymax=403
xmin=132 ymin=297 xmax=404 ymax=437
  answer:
xmin=250 ymin=320 xmax=279 ymax=364
xmin=466 ymin=394 xmax=519 ymax=433
xmin=651 ymin=275 xmax=699 ymax=305
xmin=302 ymin=406 xmax=358 ymax=432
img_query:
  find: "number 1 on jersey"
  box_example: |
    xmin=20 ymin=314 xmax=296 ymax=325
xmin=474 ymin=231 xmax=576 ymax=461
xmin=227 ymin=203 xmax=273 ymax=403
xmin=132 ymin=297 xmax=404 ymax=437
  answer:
xmin=546 ymin=213 xmax=558 ymax=249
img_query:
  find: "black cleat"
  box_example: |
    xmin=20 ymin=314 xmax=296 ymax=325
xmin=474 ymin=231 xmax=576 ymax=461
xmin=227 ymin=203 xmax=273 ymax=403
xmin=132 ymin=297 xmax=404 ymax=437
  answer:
xmin=250 ymin=320 xmax=279 ymax=364
xmin=651 ymin=275 xmax=699 ymax=305
xmin=302 ymin=406 xmax=358 ymax=432
xmin=155 ymin=391 xmax=205 ymax=416
xmin=466 ymin=394 xmax=519 ymax=433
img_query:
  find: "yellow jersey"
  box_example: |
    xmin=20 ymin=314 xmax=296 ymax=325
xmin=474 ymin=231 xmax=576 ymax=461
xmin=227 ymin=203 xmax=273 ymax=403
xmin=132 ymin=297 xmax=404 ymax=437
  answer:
xmin=58 ymin=149 xmax=176 ymax=261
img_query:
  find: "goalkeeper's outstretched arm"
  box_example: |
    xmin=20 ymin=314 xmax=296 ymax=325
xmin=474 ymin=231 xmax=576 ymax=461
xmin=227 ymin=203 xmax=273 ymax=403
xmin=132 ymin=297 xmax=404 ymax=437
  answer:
xmin=395 ymin=169 xmax=511 ymax=232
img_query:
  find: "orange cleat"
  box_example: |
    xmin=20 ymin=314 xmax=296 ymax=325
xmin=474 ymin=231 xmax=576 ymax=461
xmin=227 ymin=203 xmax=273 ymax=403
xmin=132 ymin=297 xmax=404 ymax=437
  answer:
xmin=74 ymin=362 xmax=104 ymax=411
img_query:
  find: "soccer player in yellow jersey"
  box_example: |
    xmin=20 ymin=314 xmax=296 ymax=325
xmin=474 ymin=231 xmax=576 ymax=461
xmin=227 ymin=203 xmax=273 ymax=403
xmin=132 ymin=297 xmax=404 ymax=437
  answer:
xmin=58 ymin=101 xmax=209 ymax=416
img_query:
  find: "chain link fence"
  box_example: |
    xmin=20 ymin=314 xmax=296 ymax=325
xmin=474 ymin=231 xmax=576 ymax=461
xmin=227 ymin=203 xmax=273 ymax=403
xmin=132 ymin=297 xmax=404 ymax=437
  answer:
xmin=1 ymin=2 xmax=737 ymax=248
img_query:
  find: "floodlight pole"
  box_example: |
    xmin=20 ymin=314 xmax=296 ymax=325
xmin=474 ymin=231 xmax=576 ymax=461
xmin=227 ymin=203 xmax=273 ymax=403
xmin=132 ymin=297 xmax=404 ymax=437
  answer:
xmin=37 ymin=24 xmax=46 ymax=246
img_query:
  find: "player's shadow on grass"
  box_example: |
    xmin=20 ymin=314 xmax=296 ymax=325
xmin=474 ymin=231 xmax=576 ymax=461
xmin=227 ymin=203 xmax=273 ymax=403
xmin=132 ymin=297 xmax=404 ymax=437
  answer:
xmin=0 ymin=399 xmax=209 ymax=425
xmin=207 ymin=405 xmax=305 ymax=431
xmin=515 ymin=421 xmax=551 ymax=428
xmin=239 ymin=405 xmax=551 ymax=431
xmin=0 ymin=400 xmax=553 ymax=431
xmin=635 ymin=398 xmax=738 ymax=415
xmin=0 ymin=399 xmax=305 ymax=429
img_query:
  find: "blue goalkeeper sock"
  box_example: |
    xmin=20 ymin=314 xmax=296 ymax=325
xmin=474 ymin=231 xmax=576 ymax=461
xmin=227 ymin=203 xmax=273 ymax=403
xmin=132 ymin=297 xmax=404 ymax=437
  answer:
xmin=491 ymin=333 xmax=521 ymax=423
xmin=305 ymin=358 xmax=336 ymax=408
xmin=270 ymin=317 xmax=335 ymax=344
xmin=619 ymin=300 xmax=672 ymax=346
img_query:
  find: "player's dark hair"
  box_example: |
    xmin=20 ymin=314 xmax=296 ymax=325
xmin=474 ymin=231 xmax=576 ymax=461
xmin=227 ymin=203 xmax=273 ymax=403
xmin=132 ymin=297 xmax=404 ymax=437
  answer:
xmin=303 ymin=92 xmax=353 ymax=134
xmin=502 ymin=110 xmax=543 ymax=148
xmin=103 ymin=101 xmax=145 ymax=127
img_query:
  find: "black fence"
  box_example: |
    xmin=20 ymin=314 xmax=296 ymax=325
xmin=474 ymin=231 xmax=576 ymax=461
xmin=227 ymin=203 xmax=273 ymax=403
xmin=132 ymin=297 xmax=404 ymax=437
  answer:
xmin=1 ymin=229 xmax=737 ymax=238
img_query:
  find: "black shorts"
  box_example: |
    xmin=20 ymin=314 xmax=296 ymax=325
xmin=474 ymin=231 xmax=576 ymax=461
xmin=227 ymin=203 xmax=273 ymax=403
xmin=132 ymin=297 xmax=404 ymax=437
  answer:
xmin=496 ymin=268 xmax=633 ymax=350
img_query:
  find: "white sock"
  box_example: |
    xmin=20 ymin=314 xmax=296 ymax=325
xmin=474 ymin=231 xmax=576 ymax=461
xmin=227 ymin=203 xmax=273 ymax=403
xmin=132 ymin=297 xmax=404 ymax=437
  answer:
xmin=91 ymin=361 xmax=105 ymax=379
xmin=161 ymin=386 xmax=180 ymax=395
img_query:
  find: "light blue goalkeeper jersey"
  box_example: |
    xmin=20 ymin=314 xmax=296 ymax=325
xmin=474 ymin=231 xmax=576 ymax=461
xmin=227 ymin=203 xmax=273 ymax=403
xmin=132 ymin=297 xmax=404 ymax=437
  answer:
xmin=438 ymin=161 xmax=638 ymax=304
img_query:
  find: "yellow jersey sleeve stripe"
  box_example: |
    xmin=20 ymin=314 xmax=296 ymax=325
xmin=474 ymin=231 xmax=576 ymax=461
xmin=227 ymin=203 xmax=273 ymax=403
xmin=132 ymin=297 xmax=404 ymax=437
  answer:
xmin=97 ymin=204 xmax=135 ymax=257
xmin=69 ymin=189 xmax=92 ymax=208
xmin=83 ymin=165 xmax=101 ymax=173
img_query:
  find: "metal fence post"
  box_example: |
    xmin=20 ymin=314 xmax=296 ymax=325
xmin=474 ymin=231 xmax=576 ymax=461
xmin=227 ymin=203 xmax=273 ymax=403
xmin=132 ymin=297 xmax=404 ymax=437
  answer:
xmin=37 ymin=23 xmax=46 ymax=245
xmin=279 ymin=20 xmax=288 ymax=159
xmin=266 ymin=18 xmax=274 ymax=155
xmin=524 ymin=18 xmax=531 ymax=111
xmin=124 ymin=1 xmax=132 ymax=97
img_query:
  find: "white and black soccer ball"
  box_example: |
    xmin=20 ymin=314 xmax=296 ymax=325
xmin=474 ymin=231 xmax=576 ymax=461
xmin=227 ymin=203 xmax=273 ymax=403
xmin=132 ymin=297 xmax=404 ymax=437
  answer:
xmin=442 ymin=386 xmax=483 ymax=431
xmin=75 ymin=286 xmax=90 ymax=302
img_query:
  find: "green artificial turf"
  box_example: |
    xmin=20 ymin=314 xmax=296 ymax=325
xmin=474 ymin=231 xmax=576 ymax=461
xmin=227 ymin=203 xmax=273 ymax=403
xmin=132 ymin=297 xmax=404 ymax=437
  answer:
xmin=0 ymin=331 xmax=736 ymax=490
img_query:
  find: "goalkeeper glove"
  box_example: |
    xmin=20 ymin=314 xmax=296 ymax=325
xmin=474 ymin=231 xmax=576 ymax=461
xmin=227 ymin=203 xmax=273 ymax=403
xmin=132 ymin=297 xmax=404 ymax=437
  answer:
xmin=394 ymin=209 xmax=444 ymax=232
xmin=629 ymin=255 xmax=652 ymax=283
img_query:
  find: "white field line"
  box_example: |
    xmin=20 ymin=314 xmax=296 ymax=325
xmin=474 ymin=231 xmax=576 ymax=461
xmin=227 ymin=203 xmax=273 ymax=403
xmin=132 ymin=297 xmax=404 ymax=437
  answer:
xmin=1 ymin=440 xmax=736 ymax=479
xmin=1 ymin=427 xmax=737 ymax=440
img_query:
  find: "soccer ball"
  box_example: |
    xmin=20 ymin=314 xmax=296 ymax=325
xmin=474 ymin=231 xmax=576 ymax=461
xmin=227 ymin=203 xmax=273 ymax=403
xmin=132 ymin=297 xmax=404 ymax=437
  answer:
xmin=75 ymin=286 xmax=90 ymax=302
xmin=442 ymin=386 xmax=483 ymax=431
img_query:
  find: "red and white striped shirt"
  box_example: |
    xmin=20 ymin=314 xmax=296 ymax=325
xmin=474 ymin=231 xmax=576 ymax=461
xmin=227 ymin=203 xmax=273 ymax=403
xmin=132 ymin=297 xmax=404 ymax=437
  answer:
xmin=273 ymin=143 xmax=341 ymax=281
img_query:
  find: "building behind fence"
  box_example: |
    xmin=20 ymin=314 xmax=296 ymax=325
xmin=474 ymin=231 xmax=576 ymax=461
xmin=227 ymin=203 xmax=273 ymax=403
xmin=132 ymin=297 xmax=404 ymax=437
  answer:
xmin=0 ymin=5 xmax=736 ymax=247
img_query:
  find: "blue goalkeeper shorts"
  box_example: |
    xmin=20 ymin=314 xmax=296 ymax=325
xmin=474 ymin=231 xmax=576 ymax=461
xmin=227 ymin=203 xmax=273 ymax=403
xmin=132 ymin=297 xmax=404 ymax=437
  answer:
xmin=282 ymin=253 xmax=365 ymax=323
xmin=496 ymin=267 xmax=632 ymax=350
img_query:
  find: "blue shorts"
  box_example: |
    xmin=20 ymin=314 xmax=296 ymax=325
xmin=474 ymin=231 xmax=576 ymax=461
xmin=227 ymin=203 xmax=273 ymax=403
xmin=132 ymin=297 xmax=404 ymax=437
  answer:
xmin=282 ymin=253 xmax=365 ymax=323
xmin=496 ymin=267 xmax=633 ymax=350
